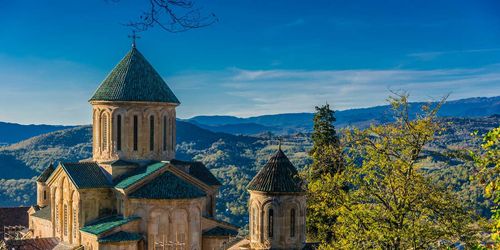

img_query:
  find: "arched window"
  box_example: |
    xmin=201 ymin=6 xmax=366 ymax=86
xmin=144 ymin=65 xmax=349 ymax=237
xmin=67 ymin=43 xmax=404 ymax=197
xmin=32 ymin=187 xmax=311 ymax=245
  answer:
xmin=150 ymin=116 xmax=155 ymax=151
xmin=116 ymin=115 xmax=122 ymax=151
xmin=63 ymin=204 xmax=68 ymax=236
xmin=290 ymin=208 xmax=296 ymax=237
xmin=252 ymin=207 xmax=257 ymax=235
xmin=163 ymin=116 xmax=167 ymax=151
xmin=170 ymin=116 xmax=174 ymax=151
xmin=101 ymin=114 xmax=108 ymax=150
xmin=268 ymin=208 xmax=273 ymax=238
xmin=43 ymin=190 xmax=46 ymax=200
xmin=73 ymin=208 xmax=77 ymax=239
xmin=55 ymin=200 xmax=59 ymax=231
xmin=133 ymin=115 xmax=138 ymax=151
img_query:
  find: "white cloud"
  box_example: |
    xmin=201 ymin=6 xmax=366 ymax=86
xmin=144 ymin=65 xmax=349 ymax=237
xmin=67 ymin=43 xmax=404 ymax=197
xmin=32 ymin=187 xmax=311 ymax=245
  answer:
xmin=1 ymin=52 xmax=499 ymax=123
xmin=172 ymin=66 xmax=500 ymax=118
xmin=408 ymin=48 xmax=500 ymax=61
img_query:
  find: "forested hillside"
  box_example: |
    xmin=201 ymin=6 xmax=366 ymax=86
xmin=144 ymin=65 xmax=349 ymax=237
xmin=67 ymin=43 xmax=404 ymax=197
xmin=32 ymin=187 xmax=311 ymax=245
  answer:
xmin=0 ymin=116 xmax=498 ymax=228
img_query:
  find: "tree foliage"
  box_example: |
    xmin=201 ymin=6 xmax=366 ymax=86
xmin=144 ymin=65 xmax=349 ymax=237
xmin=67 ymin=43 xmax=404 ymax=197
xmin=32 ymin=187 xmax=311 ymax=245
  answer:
xmin=315 ymin=94 xmax=479 ymax=249
xmin=305 ymin=104 xmax=344 ymax=242
xmin=309 ymin=104 xmax=343 ymax=177
xmin=475 ymin=126 xmax=500 ymax=243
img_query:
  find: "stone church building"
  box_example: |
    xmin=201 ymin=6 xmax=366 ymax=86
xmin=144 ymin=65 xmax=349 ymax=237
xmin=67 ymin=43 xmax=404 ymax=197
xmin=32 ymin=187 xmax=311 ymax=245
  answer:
xmin=27 ymin=44 xmax=308 ymax=250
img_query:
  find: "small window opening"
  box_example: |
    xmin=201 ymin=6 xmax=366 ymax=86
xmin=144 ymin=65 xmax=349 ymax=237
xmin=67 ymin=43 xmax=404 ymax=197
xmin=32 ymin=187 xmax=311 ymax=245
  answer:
xmin=133 ymin=116 xmax=138 ymax=151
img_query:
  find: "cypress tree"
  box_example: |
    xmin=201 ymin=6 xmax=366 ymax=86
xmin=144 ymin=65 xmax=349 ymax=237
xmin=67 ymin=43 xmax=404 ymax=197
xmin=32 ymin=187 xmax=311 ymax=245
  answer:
xmin=309 ymin=104 xmax=343 ymax=178
xmin=306 ymin=103 xmax=344 ymax=243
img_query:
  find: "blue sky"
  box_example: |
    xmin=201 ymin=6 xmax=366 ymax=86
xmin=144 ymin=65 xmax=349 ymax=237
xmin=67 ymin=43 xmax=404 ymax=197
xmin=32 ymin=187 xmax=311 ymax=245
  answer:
xmin=1 ymin=0 xmax=500 ymax=124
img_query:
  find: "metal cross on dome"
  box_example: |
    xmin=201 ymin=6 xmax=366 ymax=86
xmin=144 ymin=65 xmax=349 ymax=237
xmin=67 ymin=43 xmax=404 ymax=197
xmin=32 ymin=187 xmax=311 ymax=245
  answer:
xmin=128 ymin=31 xmax=141 ymax=48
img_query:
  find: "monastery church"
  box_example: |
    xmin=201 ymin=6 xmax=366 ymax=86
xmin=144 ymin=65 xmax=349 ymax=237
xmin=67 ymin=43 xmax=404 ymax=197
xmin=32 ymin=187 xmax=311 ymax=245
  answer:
xmin=27 ymin=43 xmax=307 ymax=250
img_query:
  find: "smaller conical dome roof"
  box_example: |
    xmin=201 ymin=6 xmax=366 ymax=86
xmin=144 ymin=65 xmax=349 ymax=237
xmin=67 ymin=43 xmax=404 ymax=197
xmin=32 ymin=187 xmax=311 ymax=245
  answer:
xmin=247 ymin=148 xmax=304 ymax=193
xmin=37 ymin=163 xmax=55 ymax=182
xmin=89 ymin=47 xmax=180 ymax=104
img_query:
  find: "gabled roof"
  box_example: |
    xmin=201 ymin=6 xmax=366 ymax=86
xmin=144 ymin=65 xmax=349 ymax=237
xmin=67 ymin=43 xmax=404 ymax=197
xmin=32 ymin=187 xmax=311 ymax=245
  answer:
xmin=114 ymin=162 xmax=166 ymax=189
xmin=36 ymin=163 xmax=55 ymax=182
xmin=247 ymin=148 xmax=304 ymax=193
xmin=31 ymin=205 xmax=51 ymax=220
xmin=203 ymin=226 xmax=238 ymax=237
xmin=61 ymin=162 xmax=111 ymax=189
xmin=171 ymin=159 xmax=221 ymax=186
xmin=80 ymin=216 xmax=140 ymax=236
xmin=98 ymin=231 xmax=142 ymax=243
xmin=129 ymin=171 xmax=206 ymax=200
xmin=89 ymin=47 xmax=180 ymax=104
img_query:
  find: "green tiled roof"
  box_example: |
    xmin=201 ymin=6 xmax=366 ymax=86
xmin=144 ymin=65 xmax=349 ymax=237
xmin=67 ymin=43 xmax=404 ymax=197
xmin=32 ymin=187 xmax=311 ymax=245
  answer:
xmin=247 ymin=149 xmax=304 ymax=193
xmin=37 ymin=163 xmax=55 ymax=182
xmin=129 ymin=171 xmax=206 ymax=199
xmin=89 ymin=47 xmax=180 ymax=104
xmin=61 ymin=162 xmax=111 ymax=189
xmin=114 ymin=162 xmax=166 ymax=189
xmin=80 ymin=216 xmax=140 ymax=236
xmin=98 ymin=231 xmax=142 ymax=243
xmin=203 ymin=226 xmax=238 ymax=237
xmin=31 ymin=205 xmax=51 ymax=220
xmin=171 ymin=159 xmax=222 ymax=186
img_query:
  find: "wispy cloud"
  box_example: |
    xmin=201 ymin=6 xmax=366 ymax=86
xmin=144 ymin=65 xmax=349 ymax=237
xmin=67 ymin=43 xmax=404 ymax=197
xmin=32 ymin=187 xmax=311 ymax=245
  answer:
xmin=269 ymin=18 xmax=306 ymax=31
xmin=1 ymin=52 xmax=499 ymax=123
xmin=171 ymin=66 xmax=500 ymax=118
xmin=285 ymin=18 xmax=305 ymax=27
xmin=408 ymin=48 xmax=500 ymax=61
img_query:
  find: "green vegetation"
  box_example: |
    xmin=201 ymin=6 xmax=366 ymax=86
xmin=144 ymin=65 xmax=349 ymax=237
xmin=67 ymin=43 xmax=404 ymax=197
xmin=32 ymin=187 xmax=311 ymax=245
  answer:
xmin=474 ymin=125 xmax=500 ymax=244
xmin=317 ymin=95 xmax=480 ymax=248
xmin=309 ymin=104 xmax=344 ymax=176
xmin=305 ymin=104 xmax=344 ymax=243
xmin=0 ymin=114 xmax=498 ymax=236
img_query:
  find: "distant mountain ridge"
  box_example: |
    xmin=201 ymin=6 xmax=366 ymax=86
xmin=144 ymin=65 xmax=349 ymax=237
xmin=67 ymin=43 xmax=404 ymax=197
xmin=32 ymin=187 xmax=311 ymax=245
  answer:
xmin=0 ymin=122 xmax=73 ymax=145
xmin=0 ymin=115 xmax=498 ymax=226
xmin=1 ymin=96 xmax=498 ymax=144
xmin=186 ymin=96 xmax=500 ymax=135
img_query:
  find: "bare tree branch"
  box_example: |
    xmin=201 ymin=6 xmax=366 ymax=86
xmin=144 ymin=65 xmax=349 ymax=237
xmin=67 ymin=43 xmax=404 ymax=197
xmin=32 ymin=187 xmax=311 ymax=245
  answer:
xmin=117 ymin=0 xmax=217 ymax=33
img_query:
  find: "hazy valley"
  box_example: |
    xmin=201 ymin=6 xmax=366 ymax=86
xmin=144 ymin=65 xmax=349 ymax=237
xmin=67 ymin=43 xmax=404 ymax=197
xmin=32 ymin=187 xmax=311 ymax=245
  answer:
xmin=1 ymin=96 xmax=499 ymax=227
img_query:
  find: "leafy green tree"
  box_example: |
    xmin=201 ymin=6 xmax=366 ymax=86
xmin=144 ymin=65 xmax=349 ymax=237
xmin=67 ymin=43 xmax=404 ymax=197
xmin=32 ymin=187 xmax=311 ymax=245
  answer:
xmin=475 ymin=126 xmax=500 ymax=243
xmin=305 ymin=104 xmax=344 ymax=242
xmin=309 ymin=104 xmax=343 ymax=177
xmin=321 ymin=94 xmax=478 ymax=249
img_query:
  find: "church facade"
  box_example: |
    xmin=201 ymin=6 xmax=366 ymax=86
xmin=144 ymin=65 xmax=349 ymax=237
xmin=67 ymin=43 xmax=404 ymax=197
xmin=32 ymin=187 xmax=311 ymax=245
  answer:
xmin=29 ymin=46 xmax=239 ymax=250
xmin=27 ymin=45 xmax=308 ymax=250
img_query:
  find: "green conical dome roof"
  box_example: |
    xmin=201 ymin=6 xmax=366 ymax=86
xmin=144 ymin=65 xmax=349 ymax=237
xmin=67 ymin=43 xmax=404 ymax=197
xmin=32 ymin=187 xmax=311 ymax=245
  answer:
xmin=90 ymin=47 xmax=180 ymax=104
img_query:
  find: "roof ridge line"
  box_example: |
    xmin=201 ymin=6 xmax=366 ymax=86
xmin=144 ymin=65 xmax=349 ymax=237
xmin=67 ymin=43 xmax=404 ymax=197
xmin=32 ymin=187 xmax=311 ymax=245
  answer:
xmin=60 ymin=162 xmax=79 ymax=189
